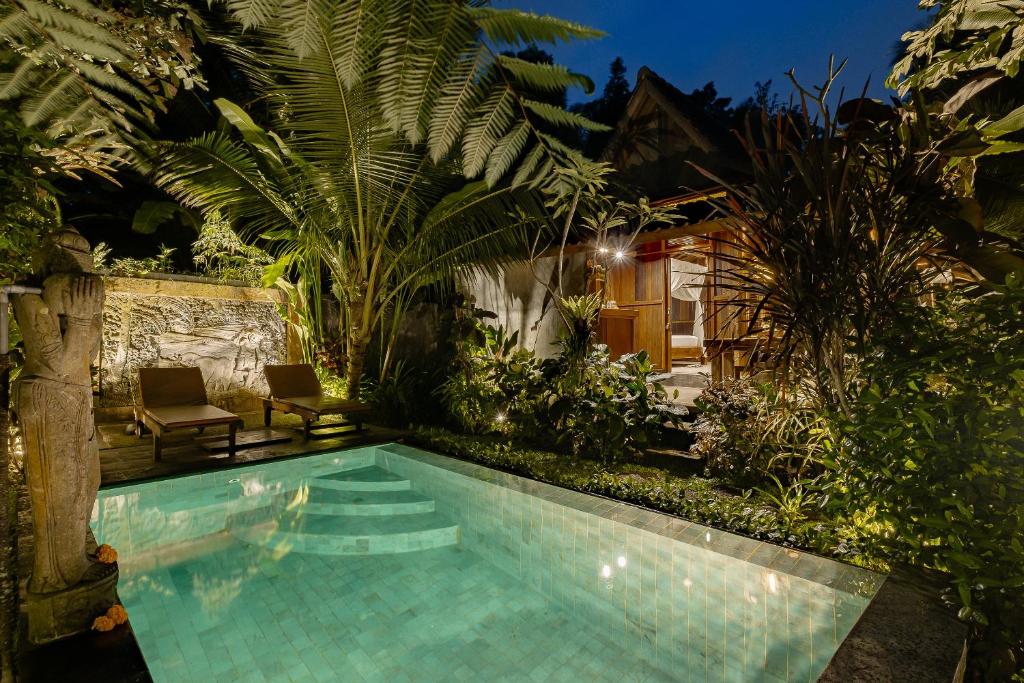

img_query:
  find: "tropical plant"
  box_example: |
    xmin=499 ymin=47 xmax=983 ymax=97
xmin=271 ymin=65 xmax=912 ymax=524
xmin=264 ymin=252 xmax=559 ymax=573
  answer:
xmin=889 ymin=0 xmax=1024 ymax=277
xmin=0 ymin=108 xmax=58 ymax=282
xmin=440 ymin=309 xmax=682 ymax=460
xmin=696 ymin=63 xmax=946 ymax=415
xmin=534 ymin=347 xmax=683 ymax=461
xmin=0 ymin=0 xmax=204 ymax=172
xmin=191 ymin=211 xmax=273 ymax=285
xmin=440 ymin=320 xmax=539 ymax=434
xmin=107 ymin=244 xmax=176 ymax=277
xmin=835 ymin=274 xmax=1024 ymax=680
xmin=555 ymin=292 xmax=602 ymax=366
xmin=148 ymin=2 xmax=610 ymax=398
xmin=757 ymin=474 xmax=821 ymax=527
xmin=691 ymin=379 xmax=831 ymax=490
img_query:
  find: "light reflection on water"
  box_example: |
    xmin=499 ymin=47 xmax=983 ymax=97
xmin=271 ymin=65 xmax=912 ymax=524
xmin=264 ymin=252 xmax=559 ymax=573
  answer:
xmin=94 ymin=445 xmax=879 ymax=683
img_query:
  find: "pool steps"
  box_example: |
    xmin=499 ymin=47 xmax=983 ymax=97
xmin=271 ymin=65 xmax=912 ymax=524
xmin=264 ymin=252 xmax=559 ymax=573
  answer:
xmin=228 ymin=465 xmax=459 ymax=555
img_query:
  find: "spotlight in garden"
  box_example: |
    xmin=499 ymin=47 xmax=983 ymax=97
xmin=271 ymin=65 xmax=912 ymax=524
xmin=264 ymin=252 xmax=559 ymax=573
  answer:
xmin=495 ymin=412 xmax=507 ymax=424
xmin=598 ymin=246 xmax=608 ymax=254
xmin=614 ymin=250 xmax=625 ymax=260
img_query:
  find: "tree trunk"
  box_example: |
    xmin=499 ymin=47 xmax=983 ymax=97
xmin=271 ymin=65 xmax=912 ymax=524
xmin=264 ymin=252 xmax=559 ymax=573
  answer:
xmin=345 ymin=333 xmax=367 ymax=400
xmin=345 ymin=295 xmax=368 ymax=400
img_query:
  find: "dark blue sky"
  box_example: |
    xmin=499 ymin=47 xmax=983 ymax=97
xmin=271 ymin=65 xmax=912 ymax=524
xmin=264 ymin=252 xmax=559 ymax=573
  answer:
xmin=501 ymin=1 xmax=929 ymax=106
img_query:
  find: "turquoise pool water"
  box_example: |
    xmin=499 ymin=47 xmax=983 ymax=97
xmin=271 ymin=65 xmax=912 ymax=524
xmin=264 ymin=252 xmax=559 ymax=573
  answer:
xmin=93 ymin=444 xmax=882 ymax=682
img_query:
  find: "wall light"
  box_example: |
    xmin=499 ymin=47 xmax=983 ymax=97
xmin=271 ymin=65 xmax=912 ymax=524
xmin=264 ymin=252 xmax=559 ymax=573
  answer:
xmin=613 ymin=250 xmax=625 ymax=260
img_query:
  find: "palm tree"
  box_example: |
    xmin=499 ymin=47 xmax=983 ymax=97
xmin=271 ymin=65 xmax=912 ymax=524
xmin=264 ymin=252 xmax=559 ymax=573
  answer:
xmin=149 ymin=1 xmax=608 ymax=397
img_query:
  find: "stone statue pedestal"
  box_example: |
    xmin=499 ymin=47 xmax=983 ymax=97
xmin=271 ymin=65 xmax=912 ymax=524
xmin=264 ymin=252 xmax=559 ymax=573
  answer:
xmin=25 ymin=541 xmax=118 ymax=644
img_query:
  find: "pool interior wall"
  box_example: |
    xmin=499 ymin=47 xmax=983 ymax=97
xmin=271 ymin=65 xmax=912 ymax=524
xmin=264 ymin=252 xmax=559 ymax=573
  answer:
xmin=93 ymin=443 xmax=883 ymax=683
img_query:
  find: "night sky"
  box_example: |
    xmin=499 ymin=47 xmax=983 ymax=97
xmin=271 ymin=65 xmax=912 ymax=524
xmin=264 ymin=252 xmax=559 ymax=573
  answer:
xmin=500 ymin=1 xmax=930 ymax=106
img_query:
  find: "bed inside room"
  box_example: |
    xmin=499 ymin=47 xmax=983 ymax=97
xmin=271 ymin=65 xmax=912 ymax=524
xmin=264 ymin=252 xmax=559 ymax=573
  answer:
xmin=669 ymin=257 xmax=707 ymax=364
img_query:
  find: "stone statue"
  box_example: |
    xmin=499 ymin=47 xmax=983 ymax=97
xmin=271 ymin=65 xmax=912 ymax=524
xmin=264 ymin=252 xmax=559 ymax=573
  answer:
xmin=12 ymin=228 xmax=116 ymax=642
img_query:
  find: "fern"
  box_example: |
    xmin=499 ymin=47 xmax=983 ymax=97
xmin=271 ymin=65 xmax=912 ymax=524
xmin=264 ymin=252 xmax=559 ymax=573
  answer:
xmin=521 ymin=98 xmax=612 ymax=132
xmin=467 ymin=7 xmax=604 ymax=46
xmin=279 ymin=0 xmax=330 ymax=58
xmin=496 ymin=54 xmax=594 ymax=95
xmin=461 ymin=84 xmax=515 ymax=177
xmin=485 ymin=120 xmax=530 ymax=186
xmin=427 ymin=46 xmax=486 ymax=162
xmin=329 ymin=0 xmax=383 ymax=88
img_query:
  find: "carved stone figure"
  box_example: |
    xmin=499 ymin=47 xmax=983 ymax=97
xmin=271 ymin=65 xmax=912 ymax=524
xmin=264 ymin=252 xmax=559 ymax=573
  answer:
xmin=12 ymin=228 xmax=116 ymax=642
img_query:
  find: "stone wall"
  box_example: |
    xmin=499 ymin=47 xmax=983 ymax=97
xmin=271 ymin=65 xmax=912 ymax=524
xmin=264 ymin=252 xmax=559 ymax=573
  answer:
xmin=459 ymin=254 xmax=584 ymax=358
xmin=98 ymin=276 xmax=291 ymax=412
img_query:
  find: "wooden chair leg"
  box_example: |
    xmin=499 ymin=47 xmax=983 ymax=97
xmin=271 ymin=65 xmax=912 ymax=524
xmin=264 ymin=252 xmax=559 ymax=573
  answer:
xmin=263 ymin=404 xmax=272 ymax=427
xmin=153 ymin=432 xmax=162 ymax=461
xmin=137 ymin=420 xmax=144 ymax=438
xmin=303 ymin=419 xmax=312 ymax=440
xmin=228 ymin=422 xmax=238 ymax=458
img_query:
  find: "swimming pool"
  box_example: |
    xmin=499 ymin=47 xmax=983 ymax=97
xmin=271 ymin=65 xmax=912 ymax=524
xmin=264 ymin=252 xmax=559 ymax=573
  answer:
xmin=93 ymin=444 xmax=882 ymax=682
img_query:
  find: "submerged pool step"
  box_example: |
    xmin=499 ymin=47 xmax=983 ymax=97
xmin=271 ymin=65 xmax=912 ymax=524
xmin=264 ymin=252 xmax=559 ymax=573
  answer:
xmin=231 ymin=510 xmax=459 ymax=555
xmin=279 ymin=487 xmax=436 ymax=516
xmin=310 ymin=465 xmax=412 ymax=492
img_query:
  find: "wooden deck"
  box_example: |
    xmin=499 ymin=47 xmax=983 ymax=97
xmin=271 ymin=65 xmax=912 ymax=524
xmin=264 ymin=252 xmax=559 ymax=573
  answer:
xmin=97 ymin=411 xmax=406 ymax=487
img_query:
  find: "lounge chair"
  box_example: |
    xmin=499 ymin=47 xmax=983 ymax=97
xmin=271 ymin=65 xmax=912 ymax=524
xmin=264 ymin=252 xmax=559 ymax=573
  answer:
xmin=262 ymin=364 xmax=371 ymax=439
xmin=136 ymin=367 xmax=243 ymax=461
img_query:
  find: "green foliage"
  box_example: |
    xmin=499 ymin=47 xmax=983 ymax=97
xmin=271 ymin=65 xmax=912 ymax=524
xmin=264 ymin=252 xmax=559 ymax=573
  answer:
xmin=835 ymin=276 xmax=1024 ymax=679
xmin=691 ymin=380 xmax=831 ymax=491
xmin=699 ymin=63 xmax=945 ymax=414
xmin=412 ymin=427 xmax=879 ymax=567
xmin=148 ymin=1 xmax=606 ymax=397
xmin=0 ymin=108 xmax=58 ymax=282
xmin=890 ymin=0 xmax=1024 ymax=97
xmin=440 ymin=316 xmax=539 ymax=434
xmin=191 ymin=211 xmax=273 ymax=286
xmin=107 ymin=244 xmax=176 ymax=277
xmin=536 ymin=347 xmax=682 ymax=461
xmin=888 ymin=0 xmax=1024 ymax=272
xmin=554 ymin=293 xmax=601 ymax=365
xmin=0 ymin=0 xmax=204 ymax=167
xmin=439 ymin=312 xmax=683 ymax=462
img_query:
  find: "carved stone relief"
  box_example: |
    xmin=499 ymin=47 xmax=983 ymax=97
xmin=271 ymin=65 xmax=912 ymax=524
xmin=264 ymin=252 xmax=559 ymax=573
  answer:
xmin=100 ymin=290 xmax=286 ymax=407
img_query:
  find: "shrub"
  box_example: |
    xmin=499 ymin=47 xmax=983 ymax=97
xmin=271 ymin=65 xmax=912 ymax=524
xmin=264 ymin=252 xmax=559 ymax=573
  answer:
xmin=691 ymin=379 xmax=831 ymax=490
xmin=439 ymin=315 xmax=683 ymax=461
xmin=191 ymin=212 xmax=273 ymax=286
xmin=533 ymin=346 xmax=684 ymax=461
xmin=836 ymin=276 xmax=1024 ymax=679
xmin=411 ymin=427 xmax=877 ymax=567
xmin=439 ymin=323 xmax=539 ymax=435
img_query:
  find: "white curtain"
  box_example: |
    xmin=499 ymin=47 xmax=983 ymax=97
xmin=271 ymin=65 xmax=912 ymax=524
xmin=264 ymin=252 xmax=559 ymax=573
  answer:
xmin=670 ymin=258 xmax=707 ymax=347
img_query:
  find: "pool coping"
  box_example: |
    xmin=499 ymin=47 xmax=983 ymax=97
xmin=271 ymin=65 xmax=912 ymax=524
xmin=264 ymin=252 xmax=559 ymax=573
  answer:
xmin=377 ymin=442 xmax=885 ymax=600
